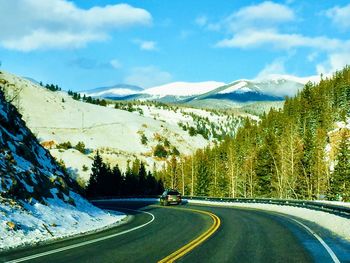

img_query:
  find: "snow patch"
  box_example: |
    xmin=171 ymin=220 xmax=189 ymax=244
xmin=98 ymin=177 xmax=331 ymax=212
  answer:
xmin=143 ymin=81 xmax=225 ymax=96
xmin=218 ymin=81 xmax=248 ymax=94
xmin=0 ymin=194 xmax=126 ymax=251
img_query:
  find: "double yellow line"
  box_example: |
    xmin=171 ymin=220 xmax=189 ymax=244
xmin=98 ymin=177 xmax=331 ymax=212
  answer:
xmin=158 ymin=207 xmax=221 ymax=263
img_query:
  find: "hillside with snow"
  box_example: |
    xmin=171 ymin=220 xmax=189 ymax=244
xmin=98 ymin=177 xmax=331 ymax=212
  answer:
xmin=0 ymin=71 xmax=241 ymax=185
xmin=0 ymin=86 xmax=124 ymax=250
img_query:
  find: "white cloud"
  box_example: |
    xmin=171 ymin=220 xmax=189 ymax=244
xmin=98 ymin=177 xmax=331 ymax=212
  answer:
xmin=225 ymin=1 xmax=295 ymax=32
xmin=212 ymin=1 xmax=350 ymax=76
xmin=326 ymin=4 xmax=350 ymax=30
xmin=255 ymin=59 xmax=307 ymax=97
xmin=214 ymin=1 xmax=350 ymax=52
xmin=140 ymin=41 xmax=157 ymax=51
xmin=214 ymin=2 xmax=302 ymax=50
xmin=234 ymin=1 xmax=294 ymax=22
xmin=124 ymin=66 xmax=172 ymax=88
xmin=0 ymin=0 xmax=152 ymax=51
xmin=110 ymin=59 xmax=122 ymax=69
xmin=216 ymin=29 xmax=347 ymax=51
xmin=133 ymin=39 xmax=157 ymax=51
xmin=316 ymin=52 xmax=350 ymax=75
xmin=256 ymin=59 xmax=286 ymax=79
xmin=2 ymin=30 xmax=105 ymax=51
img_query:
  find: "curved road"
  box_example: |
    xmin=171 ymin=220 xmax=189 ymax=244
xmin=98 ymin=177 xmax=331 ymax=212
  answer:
xmin=1 ymin=201 xmax=349 ymax=263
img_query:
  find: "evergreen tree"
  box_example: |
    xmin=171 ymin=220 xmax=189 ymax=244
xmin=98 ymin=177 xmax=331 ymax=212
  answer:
xmin=112 ymin=165 xmax=123 ymax=196
xmin=138 ymin=162 xmax=147 ymax=194
xmin=86 ymin=151 xmax=104 ymax=197
xmin=195 ymin=150 xmax=210 ymax=196
xmin=328 ymin=131 xmax=350 ymax=201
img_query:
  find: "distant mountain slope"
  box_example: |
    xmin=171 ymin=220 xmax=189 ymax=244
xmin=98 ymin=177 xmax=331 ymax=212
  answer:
xmin=142 ymin=81 xmax=226 ymax=97
xmin=190 ymin=78 xmax=303 ymax=102
xmin=0 ymin=85 xmax=123 ymax=250
xmin=107 ymin=76 xmax=312 ymax=109
xmin=80 ymin=84 xmax=143 ymax=98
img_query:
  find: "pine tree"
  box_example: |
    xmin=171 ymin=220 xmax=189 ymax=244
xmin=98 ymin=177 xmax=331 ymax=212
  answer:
xmin=86 ymin=151 xmax=104 ymax=197
xmin=195 ymin=150 xmax=210 ymax=196
xmin=328 ymin=131 xmax=350 ymax=201
xmin=138 ymin=162 xmax=147 ymax=195
xmin=112 ymin=165 xmax=123 ymax=196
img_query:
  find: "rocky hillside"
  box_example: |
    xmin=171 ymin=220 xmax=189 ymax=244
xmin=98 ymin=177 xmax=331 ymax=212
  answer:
xmin=0 ymin=88 xmax=73 ymax=202
xmin=0 ymin=86 xmax=124 ymax=250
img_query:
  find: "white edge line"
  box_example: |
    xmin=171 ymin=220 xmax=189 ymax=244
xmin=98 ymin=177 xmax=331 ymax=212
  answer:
xmin=188 ymin=199 xmax=341 ymax=263
xmin=287 ymin=217 xmax=340 ymax=263
xmin=6 ymin=209 xmax=155 ymax=263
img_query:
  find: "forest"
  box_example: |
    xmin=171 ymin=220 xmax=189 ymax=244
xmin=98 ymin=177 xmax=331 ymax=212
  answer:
xmin=85 ymin=151 xmax=164 ymax=198
xmin=156 ymin=67 xmax=350 ymax=201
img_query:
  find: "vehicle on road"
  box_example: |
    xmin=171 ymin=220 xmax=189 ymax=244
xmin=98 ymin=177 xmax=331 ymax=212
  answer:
xmin=160 ymin=189 xmax=182 ymax=206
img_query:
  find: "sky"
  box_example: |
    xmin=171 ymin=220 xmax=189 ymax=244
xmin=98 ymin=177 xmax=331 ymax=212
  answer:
xmin=0 ymin=0 xmax=350 ymax=91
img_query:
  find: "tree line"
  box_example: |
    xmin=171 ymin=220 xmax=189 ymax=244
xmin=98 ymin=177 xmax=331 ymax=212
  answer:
xmin=157 ymin=67 xmax=350 ymax=201
xmin=85 ymin=151 xmax=164 ymax=198
xmin=67 ymin=90 xmax=108 ymax=106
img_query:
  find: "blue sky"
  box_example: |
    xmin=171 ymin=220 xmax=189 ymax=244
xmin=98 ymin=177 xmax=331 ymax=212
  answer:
xmin=0 ymin=0 xmax=350 ymax=91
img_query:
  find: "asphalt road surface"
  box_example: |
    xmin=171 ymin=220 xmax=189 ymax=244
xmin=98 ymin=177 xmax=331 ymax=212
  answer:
xmin=1 ymin=201 xmax=349 ymax=263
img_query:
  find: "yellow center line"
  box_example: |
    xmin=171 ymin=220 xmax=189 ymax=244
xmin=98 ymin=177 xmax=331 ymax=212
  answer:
xmin=155 ymin=206 xmax=221 ymax=263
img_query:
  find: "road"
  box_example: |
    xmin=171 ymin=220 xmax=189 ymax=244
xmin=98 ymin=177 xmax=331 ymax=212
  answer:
xmin=1 ymin=201 xmax=349 ymax=263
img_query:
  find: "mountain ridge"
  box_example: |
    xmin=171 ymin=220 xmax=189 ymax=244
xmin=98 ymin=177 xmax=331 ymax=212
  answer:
xmin=80 ymin=84 xmax=143 ymax=98
xmin=84 ymin=75 xmax=317 ymax=108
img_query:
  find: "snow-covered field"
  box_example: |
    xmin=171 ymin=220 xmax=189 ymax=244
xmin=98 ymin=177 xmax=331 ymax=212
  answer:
xmin=134 ymin=104 xmax=243 ymax=140
xmin=0 ymin=193 xmax=125 ymax=251
xmin=137 ymin=105 xmax=241 ymax=126
xmin=188 ymin=200 xmax=350 ymax=241
xmin=50 ymin=148 xmax=93 ymax=185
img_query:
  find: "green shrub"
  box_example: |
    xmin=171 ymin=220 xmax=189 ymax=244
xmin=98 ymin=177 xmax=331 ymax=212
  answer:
xmin=75 ymin=141 xmax=86 ymax=154
xmin=153 ymin=144 xmax=168 ymax=158
xmin=57 ymin=141 xmax=72 ymax=150
xmin=141 ymin=134 xmax=148 ymax=145
xmin=172 ymin=146 xmax=180 ymax=156
xmin=82 ymin=165 xmax=89 ymax=172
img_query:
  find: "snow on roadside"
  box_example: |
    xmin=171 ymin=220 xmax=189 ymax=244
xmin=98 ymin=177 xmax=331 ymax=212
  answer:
xmin=0 ymin=193 xmax=126 ymax=251
xmin=314 ymin=200 xmax=350 ymax=208
xmin=188 ymin=200 xmax=350 ymax=241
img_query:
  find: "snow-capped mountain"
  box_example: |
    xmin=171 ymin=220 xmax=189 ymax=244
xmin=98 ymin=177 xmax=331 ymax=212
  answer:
xmin=252 ymin=74 xmax=320 ymax=97
xmin=102 ymin=75 xmax=317 ymax=108
xmin=142 ymin=81 xmax=226 ymax=97
xmin=80 ymin=84 xmax=143 ymax=98
xmin=81 ymin=75 xmax=317 ymax=108
xmin=185 ymin=80 xmax=282 ymax=106
xmin=0 ymin=85 xmax=123 ymax=250
xmin=184 ymin=75 xmax=318 ymax=107
xmin=217 ymin=80 xmax=257 ymax=94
